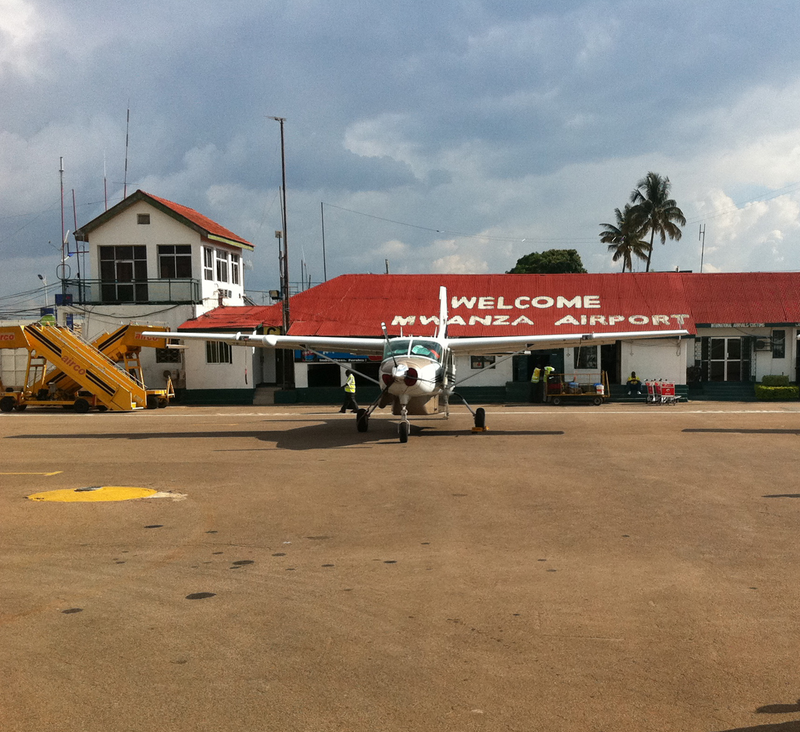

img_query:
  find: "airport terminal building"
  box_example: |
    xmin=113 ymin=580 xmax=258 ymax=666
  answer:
xmin=175 ymin=272 xmax=800 ymax=404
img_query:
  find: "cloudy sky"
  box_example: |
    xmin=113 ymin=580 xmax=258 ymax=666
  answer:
xmin=3 ymin=0 xmax=800 ymax=312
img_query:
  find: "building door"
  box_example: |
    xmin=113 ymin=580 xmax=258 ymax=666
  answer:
xmin=702 ymin=337 xmax=751 ymax=382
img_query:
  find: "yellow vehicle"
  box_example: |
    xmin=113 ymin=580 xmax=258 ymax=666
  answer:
xmin=0 ymin=323 xmax=173 ymax=413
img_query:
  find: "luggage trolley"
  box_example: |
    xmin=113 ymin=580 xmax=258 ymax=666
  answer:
xmin=646 ymin=379 xmax=682 ymax=405
xmin=546 ymin=371 xmax=610 ymax=406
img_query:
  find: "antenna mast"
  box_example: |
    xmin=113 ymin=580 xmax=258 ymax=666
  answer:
xmin=699 ymin=224 xmax=706 ymax=273
xmin=123 ymin=106 xmax=130 ymax=199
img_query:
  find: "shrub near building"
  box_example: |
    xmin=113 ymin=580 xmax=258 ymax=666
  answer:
xmin=755 ymin=374 xmax=799 ymax=400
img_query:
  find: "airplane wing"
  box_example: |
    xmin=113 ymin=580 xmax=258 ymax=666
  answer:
xmin=444 ymin=329 xmax=689 ymax=355
xmin=144 ymin=331 xmax=387 ymax=356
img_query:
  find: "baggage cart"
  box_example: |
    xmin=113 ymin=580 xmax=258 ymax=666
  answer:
xmin=546 ymin=371 xmax=610 ymax=406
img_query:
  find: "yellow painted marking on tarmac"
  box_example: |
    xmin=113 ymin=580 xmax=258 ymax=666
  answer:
xmin=27 ymin=486 xmax=157 ymax=503
xmin=1 ymin=471 xmax=63 ymax=476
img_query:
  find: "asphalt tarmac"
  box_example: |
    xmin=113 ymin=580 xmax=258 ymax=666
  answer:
xmin=2 ymin=402 xmax=800 ymax=732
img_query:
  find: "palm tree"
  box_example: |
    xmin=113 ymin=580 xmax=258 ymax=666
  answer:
xmin=630 ymin=172 xmax=686 ymax=272
xmin=599 ymin=204 xmax=650 ymax=272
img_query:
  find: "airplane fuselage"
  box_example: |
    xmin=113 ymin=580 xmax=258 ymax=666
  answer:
xmin=378 ymin=337 xmax=451 ymax=412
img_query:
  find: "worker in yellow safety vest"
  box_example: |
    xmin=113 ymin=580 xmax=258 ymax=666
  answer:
xmin=339 ymin=369 xmax=359 ymax=413
xmin=531 ymin=367 xmax=541 ymax=384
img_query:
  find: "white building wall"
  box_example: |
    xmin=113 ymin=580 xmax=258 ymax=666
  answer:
xmin=86 ymin=200 xmax=247 ymax=311
xmin=454 ymin=354 xmax=513 ymax=385
xmin=183 ymin=340 xmax=254 ymax=390
xmin=618 ymin=337 xmax=687 ymax=384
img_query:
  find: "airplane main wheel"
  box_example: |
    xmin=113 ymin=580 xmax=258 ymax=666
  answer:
xmin=0 ymin=396 xmax=17 ymax=412
xmin=399 ymin=421 xmax=409 ymax=443
xmin=474 ymin=407 xmax=486 ymax=429
xmin=73 ymin=397 xmax=91 ymax=414
xmin=356 ymin=408 xmax=369 ymax=432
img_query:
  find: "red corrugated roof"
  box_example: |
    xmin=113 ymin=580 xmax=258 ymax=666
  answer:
xmin=75 ymin=190 xmax=253 ymax=251
xmin=180 ymin=305 xmax=280 ymax=331
xmin=179 ymin=273 xmax=800 ymax=336
xmin=144 ymin=192 xmax=253 ymax=249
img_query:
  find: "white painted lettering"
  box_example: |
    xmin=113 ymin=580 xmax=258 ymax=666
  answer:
xmin=512 ymin=315 xmax=535 ymax=326
xmin=469 ymin=315 xmax=492 ymax=326
xmin=451 ymin=297 xmax=476 ymax=310
xmin=493 ymin=315 xmax=509 ymax=325
xmin=609 ymin=315 xmax=625 ymax=325
xmin=531 ymin=296 xmax=554 ymax=309
xmin=555 ymin=315 xmax=581 ymax=326
xmin=448 ymin=315 xmax=466 ymax=326
xmin=420 ymin=315 xmax=440 ymax=326
xmin=580 ymin=315 xmax=587 ymax=325
xmin=496 ymin=296 xmax=513 ymax=310
xmin=557 ymin=295 xmax=581 ymax=309
xmin=652 ymin=315 xmax=670 ymax=325
xmin=584 ymin=295 xmax=601 ymax=308
xmin=629 ymin=315 xmax=649 ymax=325
xmin=514 ymin=296 xmax=531 ymax=309
xmin=671 ymin=314 xmax=690 ymax=325
xmin=478 ymin=297 xmax=494 ymax=309
xmin=392 ymin=316 xmax=416 ymax=326
xmin=589 ymin=315 xmax=607 ymax=326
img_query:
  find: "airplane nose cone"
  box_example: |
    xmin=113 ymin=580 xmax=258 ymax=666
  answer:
xmin=392 ymin=363 xmax=408 ymax=379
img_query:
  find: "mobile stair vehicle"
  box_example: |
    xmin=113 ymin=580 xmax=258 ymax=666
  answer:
xmin=0 ymin=323 xmax=172 ymax=413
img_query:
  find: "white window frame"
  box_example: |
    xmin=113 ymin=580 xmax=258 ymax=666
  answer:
xmin=231 ymin=253 xmax=240 ymax=286
xmin=203 ymin=247 xmax=214 ymax=281
xmin=216 ymin=250 xmax=229 ymax=282
xmin=206 ymin=340 xmax=232 ymax=364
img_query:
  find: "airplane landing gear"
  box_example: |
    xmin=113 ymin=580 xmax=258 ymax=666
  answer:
xmin=398 ymin=404 xmax=410 ymax=443
xmin=356 ymin=408 xmax=369 ymax=432
xmin=474 ymin=407 xmax=486 ymax=430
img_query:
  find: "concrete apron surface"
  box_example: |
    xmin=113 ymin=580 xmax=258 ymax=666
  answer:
xmin=2 ymin=402 xmax=800 ymax=732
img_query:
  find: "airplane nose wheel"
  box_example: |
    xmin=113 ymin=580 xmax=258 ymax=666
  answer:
xmin=474 ymin=407 xmax=486 ymax=430
xmin=356 ymin=408 xmax=369 ymax=432
xmin=398 ymin=404 xmax=410 ymax=443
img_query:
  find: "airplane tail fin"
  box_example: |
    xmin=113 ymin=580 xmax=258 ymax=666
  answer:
xmin=435 ymin=286 xmax=448 ymax=339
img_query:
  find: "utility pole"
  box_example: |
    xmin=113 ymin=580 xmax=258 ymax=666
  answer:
xmin=268 ymin=115 xmax=292 ymax=388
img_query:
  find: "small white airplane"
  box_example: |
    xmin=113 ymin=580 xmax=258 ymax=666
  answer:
xmin=145 ymin=287 xmax=688 ymax=443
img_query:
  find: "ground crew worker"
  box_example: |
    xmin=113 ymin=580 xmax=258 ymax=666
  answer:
xmin=542 ymin=365 xmax=555 ymax=402
xmin=626 ymin=371 xmax=642 ymax=396
xmin=531 ymin=367 xmax=541 ymax=384
xmin=339 ymin=369 xmax=359 ymax=413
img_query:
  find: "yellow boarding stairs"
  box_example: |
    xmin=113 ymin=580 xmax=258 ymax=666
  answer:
xmin=0 ymin=323 xmax=170 ymax=413
xmin=46 ymin=324 xmax=172 ymax=409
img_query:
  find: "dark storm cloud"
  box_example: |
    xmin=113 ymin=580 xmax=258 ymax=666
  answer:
xmin=4 ymin=0 xmax=800 ymax=299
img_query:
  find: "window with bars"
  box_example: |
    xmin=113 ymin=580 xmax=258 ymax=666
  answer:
xmin=573 ymin=345 xmax=598 ymax=370
xmin=772 ymin=329 xmax=786 ymax=359
xmin=206 ymin=340 xmax=232 ymax=364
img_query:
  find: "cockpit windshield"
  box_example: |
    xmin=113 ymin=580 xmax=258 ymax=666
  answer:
xmin=383 ymin=338 xmax=442 ymax=360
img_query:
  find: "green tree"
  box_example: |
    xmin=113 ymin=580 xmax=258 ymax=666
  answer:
xmin=599 ymin=204 xmax=650 ymax=272
xmin=507 ymin=249 xmax=587 ymax=274
xmin=630 ymin=172 xmax=686 ymax=272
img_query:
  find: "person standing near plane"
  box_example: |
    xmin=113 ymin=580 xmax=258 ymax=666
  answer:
xmin=340 ymin=369 xmax=359 ymax=413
